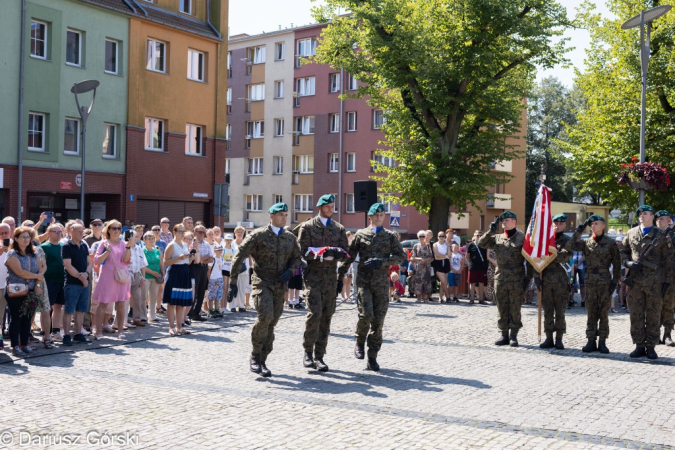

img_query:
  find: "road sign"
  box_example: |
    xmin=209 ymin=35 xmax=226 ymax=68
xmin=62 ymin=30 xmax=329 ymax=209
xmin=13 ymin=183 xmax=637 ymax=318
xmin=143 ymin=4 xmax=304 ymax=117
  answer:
xmin=390 ymin=210 xmax=400 ymax=218
xmin=392 ymin=202 xmax=401 ymax=211
xmin=389 ymin=217 xmax=400 ymax=227
xmin=75 ymin=174 xmax=82 ymax=187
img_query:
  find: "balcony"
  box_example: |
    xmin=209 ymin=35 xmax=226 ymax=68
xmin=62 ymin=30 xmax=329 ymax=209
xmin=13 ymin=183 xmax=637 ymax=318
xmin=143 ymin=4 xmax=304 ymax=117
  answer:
xmin=487 ymin=193 xmax=512 ymax=209
xmin=489 ymin=160 xmax=513 ymax=172
xmin=448 ymin=213 xmax=469 ymax=229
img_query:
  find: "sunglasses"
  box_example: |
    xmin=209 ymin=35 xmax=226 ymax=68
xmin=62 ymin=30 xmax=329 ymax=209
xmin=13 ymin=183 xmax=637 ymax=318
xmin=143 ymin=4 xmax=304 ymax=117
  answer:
xmin=110 ymin=227 xmax=122 ymax=231
xmin=176 ymin=230 xmax=185 ymax=233
xmin=92 ymin=223 xmax=103 ymax=227
xmin=50 ymin=230 xmax=62 ymax=234
xmin=161 ymin=222 xmax=169 ymax=224
xmin=438 ymin=235 xmax=446 ymax=238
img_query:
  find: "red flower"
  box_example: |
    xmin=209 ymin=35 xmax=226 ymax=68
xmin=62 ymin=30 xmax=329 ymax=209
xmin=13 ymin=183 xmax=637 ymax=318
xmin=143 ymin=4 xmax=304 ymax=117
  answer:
xmin=631 ymin=157 xmax=638 ymax=162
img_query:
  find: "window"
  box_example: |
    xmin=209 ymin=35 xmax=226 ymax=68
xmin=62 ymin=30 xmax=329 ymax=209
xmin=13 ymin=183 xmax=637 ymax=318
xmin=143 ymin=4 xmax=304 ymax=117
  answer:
xmin=294 ymin=194 xmax=314 ymax=213
xmin=28 ymin=112 xmax=46 ymax=151
xmin=30 ymin=21 xmax=47 ymax=59
xmin=345 ymin=193 xmax=355 ymax=213
xmin=293 ymin=155 xmax=314 ymax=174
xmin=247 ymin=83 xmax=265 ymax=101
xmin=226 ymin=87 xmax=232 ymax=113
xmin=373 ymin=110 xmax=385 ymax=129
xmin=102 ymin=123 xmax=117 ymax=158
xmin=250 ymin=45 xmax=266 ymax=64
xmin=346 ymin=152 xmax=356 ymax=172
xmin=227 ymin=51 xmax=232 ymax=78
xmin=145 ymin=117 xmax=164 ymax=150
xmin=274 ymin=194 xmax=283 ymax=204
xmin=329 ymin=113 xmax=340 ymax=133
xmin=273 ymin=156 xmax=283 ymax=174
xmin=377 ymin=197 xmax=392 ymax=213
xmin=295 ymin=116 xmax=315 ymax=135
xmin=274 ymin=119 xmax=284 ymax=137
xmin=66 ymin=30 xmax=82 ymax=66
xmin=372 ymin=152 xmax=395 ymax=170
xmin=329 ymin=73 xmax=341 ymax=93
xmin=64 ymin=118 xmax=80 ymax=155
xmin=180 ymin=0 xmax=191 ymax=14
xmin=245 ymin=194 xmax=263 ymax=211
xmin=274 ymin=80 xmax=284 ymax=98
xmin=185 ymin=124 xmax=203 ymax=155
xmin=225 ymin=159 xmax=230 ymax=175
xmin=347 ymin=111 xmax=357 ymax=131
xmin=105 ymin=39 xmax=118 ymax=74
xmin=347 ymin=74 xmax=358 ymax=90
xmin=275 ymin=42 xmax=285 ymax=60
xmin=247 ymin=120 xmax=264 ymax=138
xmin=187 ymin=49 xmax=205 ymax=82
xmin=329 ymin=153 xmax=339 ymax=173
xmin=297 ymin=38 xmax=317 ymax=57
xmin=296 ymin=77 xmax=315 ymax=96
xmin=146 ymin=39 xmax=166 ymax=73
xmin=247 ymin=157 xmax=263 ymax=175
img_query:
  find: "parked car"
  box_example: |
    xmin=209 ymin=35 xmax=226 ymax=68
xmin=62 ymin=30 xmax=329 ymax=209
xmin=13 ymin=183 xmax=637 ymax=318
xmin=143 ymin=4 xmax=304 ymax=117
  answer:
xmin=400 ymin=239 xmax=419 ymax=250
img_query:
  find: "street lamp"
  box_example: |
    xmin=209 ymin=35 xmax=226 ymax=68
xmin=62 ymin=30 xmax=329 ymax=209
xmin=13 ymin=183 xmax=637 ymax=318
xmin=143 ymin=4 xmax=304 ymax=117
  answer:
xmin=71 ymin=79 xmax=100 ymax=221
xmin=621 ymin=5 xmax=671 ymax=205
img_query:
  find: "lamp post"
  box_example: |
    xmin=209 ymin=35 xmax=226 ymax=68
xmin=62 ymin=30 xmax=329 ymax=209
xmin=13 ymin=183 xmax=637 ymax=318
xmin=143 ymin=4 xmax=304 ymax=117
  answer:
xmin=621 ymin=5 xmax=671 ymax=206
xmin=71 ymin=79 xmax=100 ymax=221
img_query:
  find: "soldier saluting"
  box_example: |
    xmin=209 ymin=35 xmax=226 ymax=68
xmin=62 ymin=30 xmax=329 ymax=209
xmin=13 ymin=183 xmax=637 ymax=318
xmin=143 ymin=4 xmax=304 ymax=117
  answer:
xmin=338 ymin=203 xmax=405 ymax=371
xmin=296 ymin=194 xmax=349 ymax=372
xmin=227 ymin=203 xmax=302 ymax=377
xmin=654 ymin=210 xmax=675 ymax=347
xmin=565 ymin=214 xmax=620 ymax=354
xmin=621 ymin=205 xmax=674 ymax=360
xmin=477 ymin=211 xmax=534 ymax=347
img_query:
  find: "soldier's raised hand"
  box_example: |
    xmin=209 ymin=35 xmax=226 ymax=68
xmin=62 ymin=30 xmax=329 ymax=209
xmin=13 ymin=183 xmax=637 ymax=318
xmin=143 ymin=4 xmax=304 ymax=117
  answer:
xmin=575 ymin=221 xmax=587 ymax=234
xmin=489 ymin=218 xmax=500 ymax=233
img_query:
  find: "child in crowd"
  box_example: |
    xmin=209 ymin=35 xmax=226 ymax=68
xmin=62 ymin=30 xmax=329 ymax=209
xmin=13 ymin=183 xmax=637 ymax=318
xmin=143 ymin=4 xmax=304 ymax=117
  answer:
xmin=206 ymin=245 xmax=225 ymax=318
xmin=447 ymin=243 xmax=462 ymax=303
xmin=390 ymin=272 xmax=405 ymax=302
xmin=286 ymin=266 xmax=304 ymax=309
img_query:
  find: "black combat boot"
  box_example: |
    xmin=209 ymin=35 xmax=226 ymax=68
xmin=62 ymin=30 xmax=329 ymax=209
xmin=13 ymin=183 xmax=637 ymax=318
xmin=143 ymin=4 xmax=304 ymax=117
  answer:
xmin=260 ymin=361 xmax=272 ymax=377
xmin=554 ymin=332 xmax=565 ymax=350
xmin=303 ymin=351 xmax=314 ymax=368
xmin=582 ymin=338 xmax=597 ymax=353
xmin=366 ymin=356 xmax=380 ymax=371
xmin=495 ymin=330 xmax=509 ymax=346
xmin=597 ymin=338 xmax=609 ymax=354
xmin=539 ymin=332 xmax=554 ymax=349
xmin=646 ymin=346 xmax=658 ymax=360
xmin=354 ymin=342 xmax=365 ymax=359
xmin=314 ymin=354 xmax=329 ymax=372
xmin=250 ymin=353 xmax=262 ymax=373
xmin=629 ymin=345 xmax=646 ymax=358
xmin=665 ymin=332 xmax=675 ymax=347
xmin=509 ymin=329 xmax=519 ymax=347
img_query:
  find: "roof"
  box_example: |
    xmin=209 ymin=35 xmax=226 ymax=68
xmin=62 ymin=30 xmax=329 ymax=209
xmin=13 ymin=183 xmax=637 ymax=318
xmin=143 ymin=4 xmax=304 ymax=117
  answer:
xmin=78 ymin=0 xmax=135 ymax=15
xmin=228 ymin=23 xmax=324 ymax=43
xmin=140 ymin=3 xmax=221 ymax=41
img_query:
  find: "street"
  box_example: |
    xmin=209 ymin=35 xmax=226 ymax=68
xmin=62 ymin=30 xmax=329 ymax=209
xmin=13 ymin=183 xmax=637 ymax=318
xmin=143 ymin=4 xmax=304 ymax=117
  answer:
xmin=1 ymin=298 xmax=674 ymax=449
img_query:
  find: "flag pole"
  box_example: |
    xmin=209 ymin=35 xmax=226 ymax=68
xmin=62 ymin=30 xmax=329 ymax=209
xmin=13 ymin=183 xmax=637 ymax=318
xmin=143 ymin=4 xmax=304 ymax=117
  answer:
xmin=537 ymin=165 xmax=546 ymax=343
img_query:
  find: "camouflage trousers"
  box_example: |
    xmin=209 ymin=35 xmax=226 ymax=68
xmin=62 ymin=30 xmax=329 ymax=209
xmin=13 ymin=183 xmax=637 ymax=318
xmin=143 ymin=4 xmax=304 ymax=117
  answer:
xmin=302 ymin=268 xmax=337 ymax=358
xmin=355 ymin=278 xmax=389 ymax=358
xmin=493 ymin=279 xmax=524 ymax=331
xmin=585 ymin=283 xmax=611 ymax=339
xmin=626 ymin=283 xmax=663 ymax=347
xmin=251 ymin=280 xmax=287 ymax=362
xmin=541 ymin=274 xmax=568 ymax=334
xmin=661 ymin=285 xmax=675 ymax=333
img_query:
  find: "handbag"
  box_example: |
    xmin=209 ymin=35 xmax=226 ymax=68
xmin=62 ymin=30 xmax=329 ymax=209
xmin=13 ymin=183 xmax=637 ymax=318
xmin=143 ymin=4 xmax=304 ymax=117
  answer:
xmin=107 ymin=242 xmax=131 ymax=284
xmin=155 ymin=273 xmax=165 ymax=284
xmin=7 ymin=283 xmax=28 ymax=297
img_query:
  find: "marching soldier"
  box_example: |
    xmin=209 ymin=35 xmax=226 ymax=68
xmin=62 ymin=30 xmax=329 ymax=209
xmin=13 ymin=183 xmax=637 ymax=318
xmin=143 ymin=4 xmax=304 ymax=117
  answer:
xmin=621 ymin=205 xmax=674 ymax=359
xmin=655 ymin=210 xmax=675 ymax=347
xmin=565 ymin=215 xmax=620 ymax=353
xmin=228 ymin=203 xmax=302 ymax=377
xmin=538 ymin=214 xmax=572 ymax=350
xmin=477 ymin=211 xmax=534 ymax=347
xmin=297 ymin=194 xmax=349 ymax=372
xmin=338 ymin=203 xmax=405 ymax=371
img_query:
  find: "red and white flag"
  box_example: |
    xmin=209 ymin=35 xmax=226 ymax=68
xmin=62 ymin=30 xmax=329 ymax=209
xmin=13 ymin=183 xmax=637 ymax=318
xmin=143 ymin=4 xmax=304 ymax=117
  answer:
xmin=521 ymin=183 xmax=557 ymax=273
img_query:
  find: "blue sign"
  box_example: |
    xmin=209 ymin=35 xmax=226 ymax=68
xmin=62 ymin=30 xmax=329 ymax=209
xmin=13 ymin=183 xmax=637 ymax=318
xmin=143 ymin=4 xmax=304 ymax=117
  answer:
xmin=389 ymin=217 xmax=400 ymax=227
xmin=129 ymin=194 xmax=135 ymax=202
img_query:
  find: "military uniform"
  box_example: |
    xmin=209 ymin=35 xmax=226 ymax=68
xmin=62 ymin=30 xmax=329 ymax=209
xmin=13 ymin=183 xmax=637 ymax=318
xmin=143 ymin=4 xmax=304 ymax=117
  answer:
xmin=477 ymin=226 xmax=533 ymax=345
xmin=539 ymin=230 xmax=572 ymax=348
xmin=230 ymin=222 xmax=301 ymax=369
xmin=297 ymin=213 xmax=349 ymax=368
xmin=565 ymin=229 xmax=620 ymax=351
xmin=338 ymin=209 xmax=405 ymax=369
xmin=654 ymin=210 xmax=675 ymax=346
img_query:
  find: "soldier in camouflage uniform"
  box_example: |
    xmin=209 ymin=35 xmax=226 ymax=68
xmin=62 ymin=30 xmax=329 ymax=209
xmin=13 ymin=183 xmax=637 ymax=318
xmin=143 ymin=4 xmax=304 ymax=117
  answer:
xmin=295 ymin=194 xmax=349 ymax=372
xmin=228 ymin=203 xmax=302 ymax=377
xmin=537 ymin=214 xmax=572 ymax=350
xmin=565 ymin=214 xmax=620 ymax=354
xmin=621 ymin=205 xmax=674 ymax=360
xmin=338 ymin=203 xmax=405 ymax=371
xmin=477 ymin=211 xmax=534 ymax=347
xmin=655 ymin=210 xmax=675 ymax=347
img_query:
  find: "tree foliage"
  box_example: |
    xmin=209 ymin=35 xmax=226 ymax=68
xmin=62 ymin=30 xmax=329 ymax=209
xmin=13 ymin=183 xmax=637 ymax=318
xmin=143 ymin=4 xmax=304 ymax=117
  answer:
xmin=311 ymin=0 xmax=570 ymax=232
xmin=562 ymin=0 xmax=675 ymax=212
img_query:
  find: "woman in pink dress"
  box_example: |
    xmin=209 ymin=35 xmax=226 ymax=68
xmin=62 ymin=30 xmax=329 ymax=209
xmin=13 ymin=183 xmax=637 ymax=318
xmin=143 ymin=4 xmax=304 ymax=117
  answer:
xmin=92 ymin=220 xmax=132 ymax=340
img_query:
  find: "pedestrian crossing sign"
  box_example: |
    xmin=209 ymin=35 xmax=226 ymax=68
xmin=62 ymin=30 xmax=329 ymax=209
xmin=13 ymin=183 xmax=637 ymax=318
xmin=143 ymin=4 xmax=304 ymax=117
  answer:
xmin=389 ymin=217 xmax=400 ymax=227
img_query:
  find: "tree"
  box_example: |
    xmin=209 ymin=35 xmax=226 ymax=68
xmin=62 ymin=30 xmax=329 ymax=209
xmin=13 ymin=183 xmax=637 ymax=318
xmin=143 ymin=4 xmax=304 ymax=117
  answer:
xmin=525 ymin=77 xmax=582 ymax=219
xmin=311 ymin=0 xmax=570 ymax=233
xmin=562 ymin=0 xmax=675 ymax=212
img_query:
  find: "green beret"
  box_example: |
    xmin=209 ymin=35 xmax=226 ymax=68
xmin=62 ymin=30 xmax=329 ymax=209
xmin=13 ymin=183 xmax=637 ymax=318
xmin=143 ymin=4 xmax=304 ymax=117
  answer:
xmin=368 ymin=203 xmax=385 ymax=215
xmin=552 ymin=214 xmax=567 ymax=222
xmin=655 ymin=210 xmax=670 ymax=219
xmin=588 ymin=214 xmax=604 ymax=223
xmin=636 ymin=205 xmax=654 ymax=215
xmin=499 ymin=211 xmax=517 ymax=220
xmin=316 ymin=194 xmax=335 ymax=207
xmin=268 ymin=203 xmax=288 ymax=214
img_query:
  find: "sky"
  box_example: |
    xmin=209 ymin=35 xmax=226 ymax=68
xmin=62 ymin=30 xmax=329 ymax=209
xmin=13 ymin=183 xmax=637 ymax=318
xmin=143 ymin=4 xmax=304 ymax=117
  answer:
xmin=229 ymin=0 xmax=614 ymax=88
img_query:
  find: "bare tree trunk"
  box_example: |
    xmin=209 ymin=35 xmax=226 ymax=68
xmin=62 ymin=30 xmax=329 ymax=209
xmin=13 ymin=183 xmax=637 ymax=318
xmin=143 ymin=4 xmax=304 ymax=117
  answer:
xmin=428 ymin=195 xmax=451 ymax=236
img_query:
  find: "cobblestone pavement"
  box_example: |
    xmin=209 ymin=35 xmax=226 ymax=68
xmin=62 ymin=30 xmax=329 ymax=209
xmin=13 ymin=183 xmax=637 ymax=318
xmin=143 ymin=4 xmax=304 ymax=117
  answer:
xmin=2 ymin=295 xmax=675 ymax=449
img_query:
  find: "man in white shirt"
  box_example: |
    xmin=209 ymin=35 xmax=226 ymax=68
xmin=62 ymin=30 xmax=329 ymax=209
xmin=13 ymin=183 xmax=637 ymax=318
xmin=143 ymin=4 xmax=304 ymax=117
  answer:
xmin=0 ymin=223 xmax=11 ymax=335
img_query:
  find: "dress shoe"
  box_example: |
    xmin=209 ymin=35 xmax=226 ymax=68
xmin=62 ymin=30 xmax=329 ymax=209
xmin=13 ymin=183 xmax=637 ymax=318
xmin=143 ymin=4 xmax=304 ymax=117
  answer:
xmin=646 ymin=346 xmax=658 ymax=360
xmin=250 ymin=353 xmax=262 ymax=373
xmin=495 ymin=331 xmax=509 ymax=346
xmin=133 ymin=320 xmax=146 ymax=327
xmin=260 ymin=362 xmax=272 ymax=377
xmin=354 ymin=342 xmax=365 ymax=359
xmin=629 ymin=345 xmax=646 ymax=358
xmin=303 ymin=351 xmax=314 ymax=368
xmin=582 ymin=338 xmax=597 ymax=353
xmin=539 ymin=332 xmax=554 ymax=349
xmin=366 ymin=357 xmax=380 ymax=371
xmin=598 ymin=338 xmax=609 ymax=354
xmin=192 ymin=316 xmax=207 ymax=322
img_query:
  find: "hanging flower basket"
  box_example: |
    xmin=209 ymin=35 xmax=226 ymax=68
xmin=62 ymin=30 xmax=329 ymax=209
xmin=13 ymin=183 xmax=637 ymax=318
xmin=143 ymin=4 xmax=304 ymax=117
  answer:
xmin=617 ymin=158 xmax=671 ymax=191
